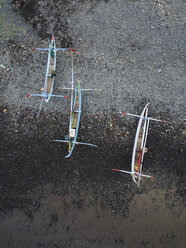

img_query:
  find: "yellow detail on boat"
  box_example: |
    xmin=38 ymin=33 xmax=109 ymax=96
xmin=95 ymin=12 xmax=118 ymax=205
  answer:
xmin=68 ymin=142 xmax=71 ymax=152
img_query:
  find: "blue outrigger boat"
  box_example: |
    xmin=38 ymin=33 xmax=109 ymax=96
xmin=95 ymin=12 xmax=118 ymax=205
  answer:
xmin=54 ymin=52 xmax=98 ymax=158
xmin=26 ymin=31 xmax=75 ymax=117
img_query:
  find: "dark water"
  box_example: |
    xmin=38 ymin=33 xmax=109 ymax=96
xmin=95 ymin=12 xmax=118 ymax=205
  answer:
xmin=0 ymin=106 xmax=185 ymax=248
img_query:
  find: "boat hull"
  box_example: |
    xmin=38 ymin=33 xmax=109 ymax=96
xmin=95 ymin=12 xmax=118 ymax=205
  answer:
xmin=65 ymin=84 xmax=82 ymax=158
xmin=131 ymin=103 xmax=150 ymax=184
xmin=44 ymin=39 xmax=57 ymax=102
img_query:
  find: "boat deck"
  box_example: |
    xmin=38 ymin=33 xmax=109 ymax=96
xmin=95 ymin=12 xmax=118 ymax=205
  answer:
xmin=134 ymin=119 xmax=145 ymax=172
xmin=47 ymin=57 xmax=54 ymax=93
xmin=72 ymin=93 xmax=79 ymax=128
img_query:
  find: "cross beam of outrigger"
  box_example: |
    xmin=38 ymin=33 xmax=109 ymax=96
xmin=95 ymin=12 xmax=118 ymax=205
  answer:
xmin=26 ymin=31 xmax=76 ymax=118
xmin=113 ymin=103 xmax=167 ymax=187
xmin=53 ymin=52 xmax=100 ymax=158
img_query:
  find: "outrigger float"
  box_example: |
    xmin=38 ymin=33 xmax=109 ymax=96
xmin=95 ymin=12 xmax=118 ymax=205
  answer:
xmin=26 ymin=31 xmax=76 ymax=117
xmin=53 ymin=52 xmax=99 ymax=158
xmin=113 ymin=103 xmax=166 ymax=187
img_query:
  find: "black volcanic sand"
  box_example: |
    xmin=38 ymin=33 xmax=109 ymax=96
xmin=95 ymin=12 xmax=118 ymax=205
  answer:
xmin=0 ymin=105 xmax=185 ymax=248
xmin=0 ymin=0 xmax=186 ymax=247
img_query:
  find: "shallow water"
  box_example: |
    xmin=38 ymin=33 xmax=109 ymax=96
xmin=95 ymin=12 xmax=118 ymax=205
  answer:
xmin=0 ymin=180 xmax=185 ymax=248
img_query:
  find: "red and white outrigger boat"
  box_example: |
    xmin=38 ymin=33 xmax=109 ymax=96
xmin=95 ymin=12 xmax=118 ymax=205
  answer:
xmin=113 ymin=103 xmax=165 ymax=187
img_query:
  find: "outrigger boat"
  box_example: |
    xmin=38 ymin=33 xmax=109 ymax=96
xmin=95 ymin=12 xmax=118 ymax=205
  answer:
xmin=113 ymin=103 xmax=165 ymax=187
xmin=26 ymin=31 xmax=76 ymax=117
xmin=54 ymin=52 xmax=99 ymax=158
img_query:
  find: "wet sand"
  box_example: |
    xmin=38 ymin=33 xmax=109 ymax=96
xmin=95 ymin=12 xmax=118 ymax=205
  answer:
xmin=0 ymin=106 xmax=185 ymax=247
